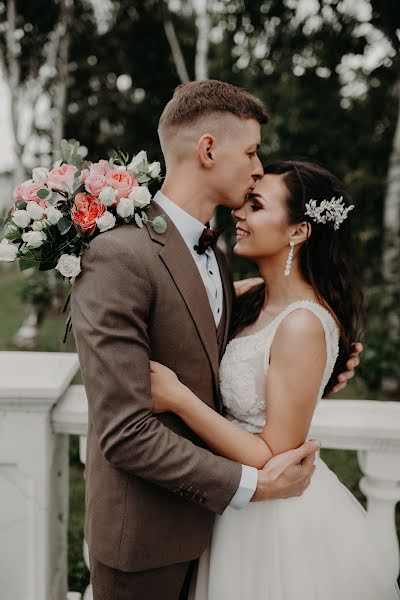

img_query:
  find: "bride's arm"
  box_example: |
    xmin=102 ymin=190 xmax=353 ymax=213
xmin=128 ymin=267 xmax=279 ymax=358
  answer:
xmin=151 ymin=309 xmax=327 ymax=469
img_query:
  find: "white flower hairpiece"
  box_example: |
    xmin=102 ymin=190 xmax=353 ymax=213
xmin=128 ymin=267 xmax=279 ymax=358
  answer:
xmin=304 ymin=196 xmax=354 ymax=230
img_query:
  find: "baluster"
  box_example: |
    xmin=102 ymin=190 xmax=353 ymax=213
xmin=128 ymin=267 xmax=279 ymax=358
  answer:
xmin=79 ymin=435 xmax=93 ymax=600
xmin=358 ymin=449 xmax=400 ymax=581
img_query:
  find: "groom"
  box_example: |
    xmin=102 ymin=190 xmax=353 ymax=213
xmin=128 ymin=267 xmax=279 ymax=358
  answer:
xmin=71 ymin=80 xmax=361 ymax=600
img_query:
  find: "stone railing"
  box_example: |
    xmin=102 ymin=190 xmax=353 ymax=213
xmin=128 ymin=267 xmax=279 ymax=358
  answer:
xmin=0 ymin=351 xmax=399 ymax=599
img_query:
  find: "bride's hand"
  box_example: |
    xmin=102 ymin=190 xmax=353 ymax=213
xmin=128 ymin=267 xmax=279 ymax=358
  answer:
xmin=150 ymin=361 xmax=184 ymax=414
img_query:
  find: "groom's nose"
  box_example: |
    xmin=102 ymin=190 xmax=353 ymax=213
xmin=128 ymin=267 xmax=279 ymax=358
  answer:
xmin=251 ymin=155 xmax=264 ymax=181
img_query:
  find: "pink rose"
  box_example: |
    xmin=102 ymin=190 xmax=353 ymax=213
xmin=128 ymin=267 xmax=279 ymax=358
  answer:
xmin=107 ymin=169 xmax=137 ymax=199
xmin=14 ymin=183 xmax=26 ymax=201
xmin=84 ymin=173 xmax=107 ymax=197
xmin=81 ymin=168 xmax=90 ymax=183
xmin=71 ymin=192 xmax=106 ymax=236
xmin=89 ymin=160 xmax=112 ymax=178
xmin=14 ymin=180 xmax=49 ymax=208
xmin=20 ymin=181 xmax=43 ymax=202
xmin=47 ymin=164 xmax=78 ymax=192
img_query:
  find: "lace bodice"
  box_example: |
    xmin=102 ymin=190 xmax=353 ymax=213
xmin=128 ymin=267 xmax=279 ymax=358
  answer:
xmin=220 ymin=300 xmax=339 ymax=433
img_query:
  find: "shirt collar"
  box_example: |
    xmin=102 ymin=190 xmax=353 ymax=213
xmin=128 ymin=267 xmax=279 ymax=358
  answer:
xmin=154 ymin=190 xmax=206 ymax=253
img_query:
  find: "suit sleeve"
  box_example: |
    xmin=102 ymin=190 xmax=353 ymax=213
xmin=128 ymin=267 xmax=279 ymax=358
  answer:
xmin=71 ymin=232 xmax=242 ymax=514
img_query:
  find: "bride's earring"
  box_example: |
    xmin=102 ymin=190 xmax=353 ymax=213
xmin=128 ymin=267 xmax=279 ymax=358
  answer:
xmin=284 ymin=241 xmax=295 ymax=277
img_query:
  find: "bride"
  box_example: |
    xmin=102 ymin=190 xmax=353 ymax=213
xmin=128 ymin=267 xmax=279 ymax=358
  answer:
xmin=150 ymin=159 xmax=400 ymax=599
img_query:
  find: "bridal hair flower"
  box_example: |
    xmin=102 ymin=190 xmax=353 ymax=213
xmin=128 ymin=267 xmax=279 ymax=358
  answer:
xmin=304 ymin=196 xmax=354 ymax=230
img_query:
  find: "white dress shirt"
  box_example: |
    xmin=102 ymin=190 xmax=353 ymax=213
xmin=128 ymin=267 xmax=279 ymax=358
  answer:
xmin=154 ymin=191 xmax=258 ymax=509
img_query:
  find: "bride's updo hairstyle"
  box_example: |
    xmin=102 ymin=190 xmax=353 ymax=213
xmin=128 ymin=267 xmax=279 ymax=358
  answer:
xmin=232 ymin=160 xmax=363 ymax=395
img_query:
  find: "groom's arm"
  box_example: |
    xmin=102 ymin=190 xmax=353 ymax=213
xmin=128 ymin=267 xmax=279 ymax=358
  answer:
xmin=71 ymin=232 xmax=243 ymax=515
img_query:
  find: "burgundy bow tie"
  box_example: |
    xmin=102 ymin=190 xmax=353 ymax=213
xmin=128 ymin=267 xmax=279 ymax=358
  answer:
xmin=194 ymin=223 xmax=224 ymax=255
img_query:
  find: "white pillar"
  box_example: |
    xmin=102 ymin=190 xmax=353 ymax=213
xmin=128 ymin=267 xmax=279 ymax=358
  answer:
xmin=358 ymin=450 xmax=400 ymax=581
xmin=0 ymin=351 xmax=79 ymax=600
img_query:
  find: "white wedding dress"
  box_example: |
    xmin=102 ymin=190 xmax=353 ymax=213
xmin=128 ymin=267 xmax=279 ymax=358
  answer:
xmin=189 ymin=300 xmax=400 ymax=600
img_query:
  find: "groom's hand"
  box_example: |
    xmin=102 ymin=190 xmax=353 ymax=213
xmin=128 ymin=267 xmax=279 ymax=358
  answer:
xmin=251 ymin=440 xmax=321 ymax=501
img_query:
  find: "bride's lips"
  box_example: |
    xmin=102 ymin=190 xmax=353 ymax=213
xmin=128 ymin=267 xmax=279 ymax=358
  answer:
xmin=236 ymin=226 xmax=250 ymax=240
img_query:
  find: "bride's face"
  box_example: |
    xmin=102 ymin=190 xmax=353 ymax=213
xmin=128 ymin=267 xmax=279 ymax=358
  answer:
xmin=232 ymin=174 xmax=292 ymax=260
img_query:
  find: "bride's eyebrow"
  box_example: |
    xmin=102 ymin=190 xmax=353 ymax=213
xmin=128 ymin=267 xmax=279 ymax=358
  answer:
xmin=247 ymin=193 xmax=267 ymax=202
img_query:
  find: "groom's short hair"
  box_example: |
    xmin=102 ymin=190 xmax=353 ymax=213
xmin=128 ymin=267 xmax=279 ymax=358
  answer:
xmin=158 ymin=80 xmax=269 ymax=131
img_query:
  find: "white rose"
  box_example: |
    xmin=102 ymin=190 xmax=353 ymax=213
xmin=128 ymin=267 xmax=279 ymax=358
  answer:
xmin=32 ymin=167 xmax=49 ymax=183
xmin=22 ymin=230 xmax=47 ymax=248
xmin=99 ymin=186 xmax=116 ymax=207
xmin=31 ymin=221 xmax=44 ymax=231
xmin=0 ymin=238 xmax=18 ymax=262
xmin=148 ymin=161 xmax=161 ymax=178
xmin=55 ymin=254 xmax=81 ymax=278
xmin=116 ymin=197 xmax=135 ymax=218
xmin=96 ymin=211 xmax=116 ymax=232
xmin=12 ymin=209 xmax=31 ymax=229
xmin=127 ymin=150 xmax=147 ymax=174
xmin=26 ymin=201 xmax=45 ymax=221
xmin=129 ymin=186 xmax=152 ymax=209
xmin=46 ymin=206 xmax=64 ymax=225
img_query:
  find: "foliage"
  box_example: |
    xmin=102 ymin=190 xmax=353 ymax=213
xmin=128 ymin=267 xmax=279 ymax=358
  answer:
xmin=18 ymin=269 xmax=52 ymax=307
xmin=359 ymin=282 xmax=400 ymax=390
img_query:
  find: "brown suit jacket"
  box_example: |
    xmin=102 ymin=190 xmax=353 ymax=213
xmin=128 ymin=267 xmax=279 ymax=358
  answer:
xmin=71 ymin=201 xmax=242 ymax=572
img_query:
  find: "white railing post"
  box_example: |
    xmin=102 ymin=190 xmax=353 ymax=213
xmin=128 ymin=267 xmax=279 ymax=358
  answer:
xmin=358 ymin=450 xmax=400 ymax=580
xmin=0 ymin=351 xmax=79 ymax=600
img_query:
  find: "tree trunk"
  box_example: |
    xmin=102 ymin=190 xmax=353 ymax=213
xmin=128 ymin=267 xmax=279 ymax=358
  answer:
xmin=193 ymin=0 xmax=209 ymax=81
xmin=5 ymin=0 xmax=25 ymax=185
xmin=52 ymin=0 xmax=74 ymax=152
xmin=159 ymin=0 xmax=190 ymax=84
xmin=381 ymin=78 xmax=400 ymax=394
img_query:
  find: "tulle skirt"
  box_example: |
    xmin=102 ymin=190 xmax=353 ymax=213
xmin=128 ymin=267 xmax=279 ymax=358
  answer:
xmin=189 ymin=457 xmax=400 ymax=600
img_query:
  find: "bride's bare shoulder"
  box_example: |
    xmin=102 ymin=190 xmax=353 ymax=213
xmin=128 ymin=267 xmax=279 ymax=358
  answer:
xmin=272 ymin=307 xmax=326 ymax=353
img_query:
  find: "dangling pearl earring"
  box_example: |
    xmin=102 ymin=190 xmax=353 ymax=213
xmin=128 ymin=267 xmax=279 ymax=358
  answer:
xmin=284 ymin=241 xmax=295 ymax=277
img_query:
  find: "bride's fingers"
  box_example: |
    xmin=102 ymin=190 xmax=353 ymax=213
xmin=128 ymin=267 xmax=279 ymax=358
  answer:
xmin=331 ymin=381 xmax=346 ymax=393
xmin=351 ymin=342 xmax=364 ymax=354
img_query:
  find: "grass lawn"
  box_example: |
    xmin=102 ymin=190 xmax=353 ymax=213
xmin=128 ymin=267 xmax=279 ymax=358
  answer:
xmin=1 ymin=264 xmax=398 ymax=592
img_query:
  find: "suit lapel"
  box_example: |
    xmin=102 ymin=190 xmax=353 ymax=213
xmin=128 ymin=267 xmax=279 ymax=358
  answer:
xmin=146 ymin=201 xmax=220 ymax=386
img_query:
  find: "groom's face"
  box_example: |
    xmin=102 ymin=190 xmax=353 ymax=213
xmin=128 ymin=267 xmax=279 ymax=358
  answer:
xmin=212 ymin=118 xmax=263 ymax=209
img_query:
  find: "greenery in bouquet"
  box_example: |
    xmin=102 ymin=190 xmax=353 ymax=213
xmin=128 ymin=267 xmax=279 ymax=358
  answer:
xmin=0 ymin=140 xmax=167 ymax=281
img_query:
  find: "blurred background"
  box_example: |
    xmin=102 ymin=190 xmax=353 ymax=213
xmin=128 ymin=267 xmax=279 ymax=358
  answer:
xmin=0 ymin=0 xmax=399 ymax=591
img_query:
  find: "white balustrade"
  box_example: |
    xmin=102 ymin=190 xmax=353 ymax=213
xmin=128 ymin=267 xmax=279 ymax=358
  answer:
xmin=0 ymin=351 xmax=79 ymax=600
xmin=0 ymin=351 xmax=399 ymax=599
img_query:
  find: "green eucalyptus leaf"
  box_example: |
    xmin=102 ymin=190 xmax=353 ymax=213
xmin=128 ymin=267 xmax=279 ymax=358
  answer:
xmin=134 ymin=213 xmax=144 ymax=228
xmin=19 ymin=257 xmax=36 ymax=271
xmin=57 ymin=217 xmax=72 ymax=235
xmin=38 ymin=188 xmax=50 ymax=199
xmin=136 ymin=174 xmax=151 ymax=184
xmin=5 ymin=224 xmax=22 ymax=242
xmin=15 ymin=200 xmax=27 ymax=210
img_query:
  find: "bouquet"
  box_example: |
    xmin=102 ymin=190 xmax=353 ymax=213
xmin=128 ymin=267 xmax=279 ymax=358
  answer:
xmin=0 ymin=139 xmax=167 ymax=280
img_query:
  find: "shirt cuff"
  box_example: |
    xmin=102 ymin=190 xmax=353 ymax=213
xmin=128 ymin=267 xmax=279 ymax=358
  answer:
xmin=228 ymin=465 xmax=258 ymax=510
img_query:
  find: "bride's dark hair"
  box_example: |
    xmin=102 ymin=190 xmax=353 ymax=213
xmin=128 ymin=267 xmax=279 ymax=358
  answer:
xmin=231 ymin=160 xmax=364 ymax=395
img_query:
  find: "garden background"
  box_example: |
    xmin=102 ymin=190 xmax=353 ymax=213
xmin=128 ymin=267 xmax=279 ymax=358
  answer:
xmin=0 ymin=0 xmax=399 ymax=593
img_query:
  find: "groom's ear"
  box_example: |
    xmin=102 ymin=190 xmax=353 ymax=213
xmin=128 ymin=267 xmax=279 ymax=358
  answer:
xmin=198 ymin=134 xmax=215 ymax=168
